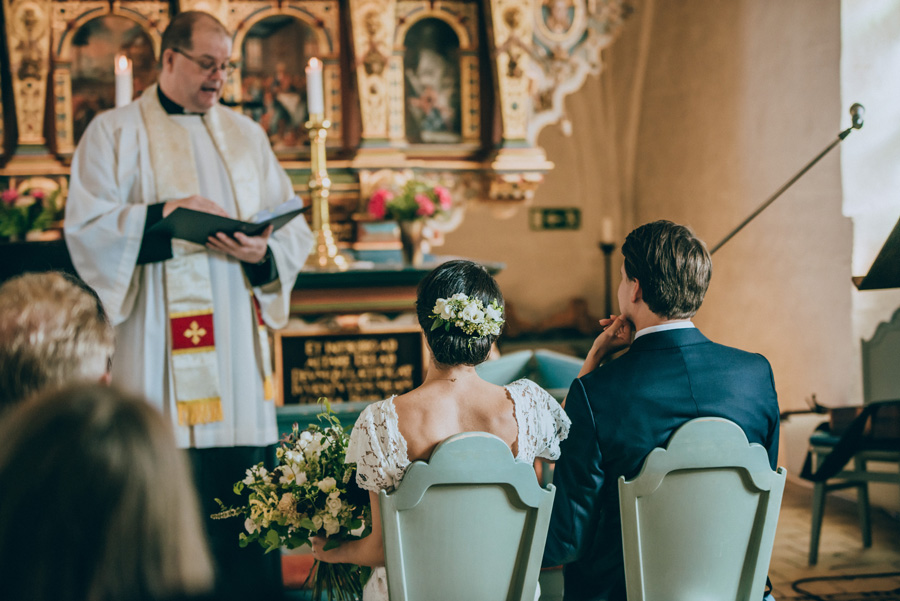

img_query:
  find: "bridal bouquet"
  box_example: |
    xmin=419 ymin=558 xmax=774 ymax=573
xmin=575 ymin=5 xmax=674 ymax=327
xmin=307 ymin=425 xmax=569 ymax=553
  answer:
xmin=367 ymin=179 xmax=452 ymax=222
xmin=214 ymin=400 xmax=370 ymax=600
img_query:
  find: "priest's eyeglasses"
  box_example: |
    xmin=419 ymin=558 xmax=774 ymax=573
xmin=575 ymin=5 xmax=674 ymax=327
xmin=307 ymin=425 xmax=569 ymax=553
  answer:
xmin=173 ymin=48 xmax=237 ymax=76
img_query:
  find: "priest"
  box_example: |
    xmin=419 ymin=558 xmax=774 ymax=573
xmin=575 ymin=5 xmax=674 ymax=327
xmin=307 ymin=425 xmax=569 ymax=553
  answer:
xmin=64 ymin=10 xmax=314 ymax=598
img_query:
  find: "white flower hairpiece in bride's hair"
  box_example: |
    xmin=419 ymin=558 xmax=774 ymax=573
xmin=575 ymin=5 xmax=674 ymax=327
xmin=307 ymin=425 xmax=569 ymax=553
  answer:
xmin=430 ymin=293 xmax=504 ymax=338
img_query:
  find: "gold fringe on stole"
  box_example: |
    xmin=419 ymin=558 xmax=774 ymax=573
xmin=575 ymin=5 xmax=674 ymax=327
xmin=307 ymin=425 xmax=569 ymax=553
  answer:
xmin=252 ymin=295 xmax=276 ymax=402
xmin=263 ymin=376 xmax=275 ymax=402
xmin=177 ymin=398 xmax=225 ymax=427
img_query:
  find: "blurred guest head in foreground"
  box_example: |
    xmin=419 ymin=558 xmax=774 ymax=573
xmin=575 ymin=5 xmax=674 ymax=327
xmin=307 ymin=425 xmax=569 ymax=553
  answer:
xmin=0 ymin=383 xmax=214 ymax=601
xmin=0 ymin=271 xmax=114 ymax=411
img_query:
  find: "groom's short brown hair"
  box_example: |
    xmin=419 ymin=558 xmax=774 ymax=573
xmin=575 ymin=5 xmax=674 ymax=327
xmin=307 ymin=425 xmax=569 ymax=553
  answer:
xmin=622 ymin=220 xmax=711 ymax=319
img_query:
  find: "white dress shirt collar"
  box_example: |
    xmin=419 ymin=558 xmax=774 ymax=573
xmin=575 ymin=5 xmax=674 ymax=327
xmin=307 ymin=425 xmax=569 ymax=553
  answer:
xmin=633 ymin=320 xmax=695 ymax=341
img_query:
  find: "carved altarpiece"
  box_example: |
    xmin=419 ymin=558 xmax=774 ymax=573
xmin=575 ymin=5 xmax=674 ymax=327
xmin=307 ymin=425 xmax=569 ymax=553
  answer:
xmin=1 ymin=0 xmax=629 ymax=227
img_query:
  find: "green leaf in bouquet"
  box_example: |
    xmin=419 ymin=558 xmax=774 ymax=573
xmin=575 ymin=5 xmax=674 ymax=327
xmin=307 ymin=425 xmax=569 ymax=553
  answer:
xmin=233 ymin=481 xmax=245 ymax=495
xmin=264 ymin=528 xmax=281 ymax=553
xmin=300 ymin=517 xmax=316 ymax=531
xmin=323 ymin=538 xmax=342 ymax=552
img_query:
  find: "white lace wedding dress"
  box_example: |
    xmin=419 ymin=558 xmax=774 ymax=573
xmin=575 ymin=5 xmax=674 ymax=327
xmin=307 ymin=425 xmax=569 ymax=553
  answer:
xmin=345 ymin=378 xmax=571 ymax=601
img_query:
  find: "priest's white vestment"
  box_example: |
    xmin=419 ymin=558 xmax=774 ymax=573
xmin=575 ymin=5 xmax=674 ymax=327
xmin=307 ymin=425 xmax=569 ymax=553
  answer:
xmin=65 ymin=91 xmax=314 ymax=449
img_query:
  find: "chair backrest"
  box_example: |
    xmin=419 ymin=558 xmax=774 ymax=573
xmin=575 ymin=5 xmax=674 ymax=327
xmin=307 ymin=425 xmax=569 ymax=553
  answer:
xmin=475 ymin=350 xmax=534 ymax=385
xmin=862 ymin=306 xmax=900 ymax=405
xmin=618 ymin=418 xmax=786 ymax=601
xmin=533 ymin=349 xmax=583 ymax=400
xmin=379 ymin=432 xmax=555 ymax=601
xmin=475 ymin=349 xmax=582 ymax=402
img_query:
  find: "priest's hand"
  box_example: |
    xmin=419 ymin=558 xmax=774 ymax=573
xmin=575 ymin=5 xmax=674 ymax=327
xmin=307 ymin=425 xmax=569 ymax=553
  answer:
xmin=206 ymin=225 xmax=273 ymax=264
xmin=162 ymin=194 xmax=230 ymax=218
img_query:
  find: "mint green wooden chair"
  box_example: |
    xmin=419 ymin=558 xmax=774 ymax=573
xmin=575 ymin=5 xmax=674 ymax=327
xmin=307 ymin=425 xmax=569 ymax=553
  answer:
xmin=618 ymin=418 xmax=786 ymax=601
xmin=379 ymin=432 xmax=556 ymax=601
xmin=475 ymin=350 xmax=535 ymax=386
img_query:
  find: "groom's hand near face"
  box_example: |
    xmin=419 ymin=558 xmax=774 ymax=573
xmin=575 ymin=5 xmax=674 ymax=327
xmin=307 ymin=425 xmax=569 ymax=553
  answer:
xmin=578 ymin=315 xmax=634 ymax=378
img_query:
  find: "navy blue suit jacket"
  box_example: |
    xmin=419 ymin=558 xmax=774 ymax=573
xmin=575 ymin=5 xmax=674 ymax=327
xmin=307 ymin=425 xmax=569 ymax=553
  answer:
xmin=541 ymin=328 xmax=780 ymax=601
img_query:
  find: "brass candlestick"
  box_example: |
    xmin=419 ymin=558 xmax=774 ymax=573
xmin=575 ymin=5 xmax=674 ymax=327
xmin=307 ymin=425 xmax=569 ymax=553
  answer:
xmin=306 ymin=114 xmax=348 ymax=270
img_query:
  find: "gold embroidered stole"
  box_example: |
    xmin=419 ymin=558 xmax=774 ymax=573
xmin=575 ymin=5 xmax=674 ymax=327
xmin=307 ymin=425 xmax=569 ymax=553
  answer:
xmin=139 ymin=85 xmax=273 ymax=425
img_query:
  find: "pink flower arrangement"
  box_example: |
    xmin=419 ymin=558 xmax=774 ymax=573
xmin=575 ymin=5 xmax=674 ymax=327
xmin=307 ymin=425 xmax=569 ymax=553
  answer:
xmin=0 ymin=186 xmax=65 ymax=240
xmin=366 ymin=180 xmax=452 ymax=222
xmin=1 ymin=189 xmax=19 ymax=205
xmin=414 ymin=194 xmax=435 ymax=217
xmin=434 ymin=186 xmax=451 ymax=211
xmin=367 ymin=189 xmax=394 ymax=220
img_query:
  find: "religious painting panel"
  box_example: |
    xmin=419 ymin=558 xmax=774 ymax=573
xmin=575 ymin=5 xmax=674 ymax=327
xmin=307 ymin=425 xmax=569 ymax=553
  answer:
xmin=228 ymin=1 xmax=342 ymax=156
xmin=402 ymin=19 xmax=461 ymax=145
xmin=238 ymin=16 xmax=318 ymax=153
xmin=49 ymin=2 xmax=166 ymax=158
xmin=68 ymin=16 xmax=157 ymax=144
xmin=390 ymin=1 xmax=480 ymax=153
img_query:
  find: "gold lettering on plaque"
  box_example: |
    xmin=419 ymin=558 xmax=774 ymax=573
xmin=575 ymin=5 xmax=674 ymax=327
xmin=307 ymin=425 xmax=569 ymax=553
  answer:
xmin=290 ymin=336 xmax=417 ymax=403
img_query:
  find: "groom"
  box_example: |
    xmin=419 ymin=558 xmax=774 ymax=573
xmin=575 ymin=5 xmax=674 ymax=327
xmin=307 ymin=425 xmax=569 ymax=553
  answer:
xmin=542 ymin=220 xmax=780 ymax=601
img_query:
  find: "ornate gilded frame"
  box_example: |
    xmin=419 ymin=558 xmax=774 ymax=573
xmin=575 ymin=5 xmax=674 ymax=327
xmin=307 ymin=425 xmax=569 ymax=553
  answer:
xmin=394 ymin=1 xmax=480 ymax=149
xmin=202 ymin=0 xmax=343 ymax=152
xmin=348 ymin=0 xmax=479 ymax=153
xmin=49 ymin=2 xmax=167 ymax=158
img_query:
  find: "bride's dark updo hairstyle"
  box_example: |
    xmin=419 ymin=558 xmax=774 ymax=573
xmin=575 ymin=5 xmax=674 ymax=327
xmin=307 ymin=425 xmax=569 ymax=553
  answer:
xmin=416 ymin=260 xmax=504 ymax=367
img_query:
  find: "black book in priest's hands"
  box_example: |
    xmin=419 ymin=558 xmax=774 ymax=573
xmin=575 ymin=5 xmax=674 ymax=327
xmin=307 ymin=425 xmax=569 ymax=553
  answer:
xmin=148 ymin=196 xmax=310 ymax=246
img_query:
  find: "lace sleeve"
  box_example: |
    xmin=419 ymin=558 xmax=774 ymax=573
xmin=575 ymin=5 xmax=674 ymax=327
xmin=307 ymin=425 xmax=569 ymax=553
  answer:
xmin=509 ymin=379 xmax=572 ymax=463
xmin=345 ymin=400 xmax=406 ymax=492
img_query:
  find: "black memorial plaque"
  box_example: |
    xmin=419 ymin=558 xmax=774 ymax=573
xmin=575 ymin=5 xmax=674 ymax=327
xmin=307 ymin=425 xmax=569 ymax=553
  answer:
xmin=275 ymin=327 xmax=425 ymax=405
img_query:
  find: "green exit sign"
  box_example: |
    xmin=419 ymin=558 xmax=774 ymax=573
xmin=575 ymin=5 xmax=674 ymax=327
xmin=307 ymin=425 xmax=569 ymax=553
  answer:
xmin=530 ymin=207 xmax=582 ymax=231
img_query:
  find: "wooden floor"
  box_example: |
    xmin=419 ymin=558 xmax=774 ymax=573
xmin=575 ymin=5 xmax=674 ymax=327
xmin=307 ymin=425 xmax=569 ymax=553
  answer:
xmin=770 ymin=481 xmax=900 ymax=600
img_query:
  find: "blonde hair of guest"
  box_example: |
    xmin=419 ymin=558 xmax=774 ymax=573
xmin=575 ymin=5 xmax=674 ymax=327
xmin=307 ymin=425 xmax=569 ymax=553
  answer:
xmin=0 ymin=383 xmax=214 ymax=601
xmin=0 ymin=271 xmax=115 ymax=408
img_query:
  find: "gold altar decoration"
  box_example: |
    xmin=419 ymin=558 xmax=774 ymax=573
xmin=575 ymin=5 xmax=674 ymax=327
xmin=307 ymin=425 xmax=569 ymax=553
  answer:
xmin=307 ymin=114 xmax=348 ymax=271
xmin=1 ymin=0 xmax=630 ymax=218
xmin=527 ymin=0 xmax=629 ymax=143
xmin=349 ymin=0 xmax=398 ymax=145
xmin=3 ymin=0 xmax=52 ymax=147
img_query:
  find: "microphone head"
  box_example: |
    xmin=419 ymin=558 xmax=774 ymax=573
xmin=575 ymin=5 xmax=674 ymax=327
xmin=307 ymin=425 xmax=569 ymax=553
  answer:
xmin=850 ymin=103 xmax=865 ymax=129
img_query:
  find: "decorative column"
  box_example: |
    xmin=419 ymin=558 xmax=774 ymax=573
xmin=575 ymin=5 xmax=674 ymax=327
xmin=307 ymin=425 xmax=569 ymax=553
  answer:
xmin=3 ymin=0 xmax=52 ymax=154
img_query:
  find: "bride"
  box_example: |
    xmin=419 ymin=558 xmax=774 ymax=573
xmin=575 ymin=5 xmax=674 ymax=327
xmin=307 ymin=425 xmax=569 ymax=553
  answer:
xmin=311 ymin=260 xmax=571 ymax=600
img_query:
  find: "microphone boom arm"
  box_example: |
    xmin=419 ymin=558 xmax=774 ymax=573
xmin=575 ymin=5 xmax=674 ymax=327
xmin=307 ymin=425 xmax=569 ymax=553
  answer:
xmin=710 ymin=105 xmax=863 ymax=255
